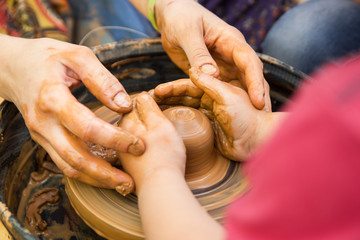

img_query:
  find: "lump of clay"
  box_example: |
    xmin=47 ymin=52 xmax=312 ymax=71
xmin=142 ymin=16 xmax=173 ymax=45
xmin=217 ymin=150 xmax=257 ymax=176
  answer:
xmin=26 ymin=188 xmax=60 ymax=231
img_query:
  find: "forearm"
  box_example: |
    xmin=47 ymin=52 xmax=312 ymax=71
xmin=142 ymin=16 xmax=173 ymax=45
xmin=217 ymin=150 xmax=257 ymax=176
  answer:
xmin=137 ymin=167 xmax=224 ymax=240
xmin=128 ymin=0 xmax=195 ymax=30
xmin=0 ymin=34 xmax=23 ymax=101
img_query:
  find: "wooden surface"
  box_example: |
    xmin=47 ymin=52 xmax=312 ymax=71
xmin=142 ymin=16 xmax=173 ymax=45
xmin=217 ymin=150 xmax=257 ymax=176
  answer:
xmin=0 ymin=221 xmax=12 ymax=239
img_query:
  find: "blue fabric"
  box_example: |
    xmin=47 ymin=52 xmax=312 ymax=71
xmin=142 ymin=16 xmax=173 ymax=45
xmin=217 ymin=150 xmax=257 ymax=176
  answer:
xmin=68 ymin=0 xmax=157 ymax=46
xmin=198 ymin=0 xmax=298 ymax=51
xmin=261 ymin=0 xmax=360 ymax=74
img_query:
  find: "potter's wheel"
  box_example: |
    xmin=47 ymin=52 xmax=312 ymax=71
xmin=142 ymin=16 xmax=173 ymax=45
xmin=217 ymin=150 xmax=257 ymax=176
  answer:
xmin=65 ymin=105 xmax=248 ymax=240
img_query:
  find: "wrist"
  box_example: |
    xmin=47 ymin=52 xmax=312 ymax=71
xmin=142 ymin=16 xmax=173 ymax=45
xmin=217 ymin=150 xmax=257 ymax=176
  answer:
xmin=136 ymin=165 xmax=185 ymax=195
xmin=252 ymin=112 xmax=286 ymax=150
xmin=154 ymin=0 xmax=198 ymax=31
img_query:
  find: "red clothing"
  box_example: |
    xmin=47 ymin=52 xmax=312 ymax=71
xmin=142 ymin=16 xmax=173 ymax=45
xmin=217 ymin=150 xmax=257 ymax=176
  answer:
xmin=226 ymin=56 xmax=360 ymax=239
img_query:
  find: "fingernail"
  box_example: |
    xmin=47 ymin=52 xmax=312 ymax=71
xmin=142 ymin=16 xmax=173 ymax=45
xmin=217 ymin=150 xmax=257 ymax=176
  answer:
xmin=200 ymin=64 xmax=217 ymax=75
xmin=128 ymin=138 xmax=145 ymax=156
xmin=115 ymin=182 xmax=133 ymax=196
xmin=114 ymin=92 xmax=131 ymax=108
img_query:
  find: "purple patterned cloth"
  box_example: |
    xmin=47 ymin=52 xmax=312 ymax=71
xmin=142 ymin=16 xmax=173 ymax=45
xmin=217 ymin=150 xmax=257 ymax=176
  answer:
xmin=198 ymin=0 xmax=298 ymax=51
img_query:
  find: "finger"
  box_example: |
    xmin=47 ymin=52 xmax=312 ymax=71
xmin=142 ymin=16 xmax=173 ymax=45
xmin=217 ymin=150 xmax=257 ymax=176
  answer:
xmin=189 ymin=67 xmax=235 ymax=104
xmin=47 ymin=127 xmax=134 ymax=194
xmin=117 ymin=108 xmax=146 ymax=137
xmin=33 ymin=132 xmax=134 ymax=194
xmin=39 ymin=84 xmax=144 ymax=155
xmin=154 ymin=79 xmax=203 ymax=99
xmin=58 ymin=46 xmax=132 ymax=113
xmin=263 ymin=80 xmax=272 ymax=112
xmin=212 ymin=119 xmax=238 ymax=161
xmin=232 ymin=45 xmax=266 ymax=109
xmin=200 ymin=93 xmax=214 ymax=111
xmin=135 ymin=92 xmax=170 ymax=130
xmin=179 ymin=25 xmax=220 ymax=77
xmin=155 ymin=96 xmax=201 ymax=108
xmin=228 ymin=80 xmax=243 ymax=88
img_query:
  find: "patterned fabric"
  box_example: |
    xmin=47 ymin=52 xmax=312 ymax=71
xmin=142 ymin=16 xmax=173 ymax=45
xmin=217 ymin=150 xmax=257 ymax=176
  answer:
xmin=0 ymin=0 xmax=156 ymax=45
xmin=198 ymin=0 xmax=298 ymax=51
xmin=0 ymin=0 xmax=298 ymax=48
xmin=0 ymin=0 xmax=71 ymax=41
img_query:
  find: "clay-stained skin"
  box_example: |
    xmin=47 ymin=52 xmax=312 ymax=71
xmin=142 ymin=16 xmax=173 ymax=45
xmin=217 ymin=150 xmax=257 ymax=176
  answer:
xmin=188 ymin=68 xmax=257 ymax=161
xmin=26 ymin=188 xmax=60 ymax=231
xmin=111 ymin=56 xmax=151 ymax=70
xmin=64 ymin=104 xmax=246 ymax=240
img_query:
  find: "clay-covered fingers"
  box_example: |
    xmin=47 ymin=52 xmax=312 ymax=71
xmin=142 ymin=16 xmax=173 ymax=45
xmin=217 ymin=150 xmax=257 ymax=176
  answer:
xmin=189 ymin=67 xmax=242 ymax=105
xmin=38 ymin=84 xmax=144 ymax=156
xmin=116 ymin=107 xmax=146 ymax=137
xmin=263 ymin=80 xmax=272 ymax=112
xmin=58 ymin=46 xmax=132 ymax=113
xmin=153 ymin=79 xmax=203 ymax=107
xmin=232 ymin=45 xmax=270 ymax=110
xmin=135 ymin=92 xmax=171 ymax=130
xmin=179 ymin=29 xmax=220 ymax=77
xmin=155 ymin=79 xmax=203 ymax=98
xmin=166 ymin=3 xmax=220 ymax=77
xmin=32 ymin=131 xmax=134 ymax=195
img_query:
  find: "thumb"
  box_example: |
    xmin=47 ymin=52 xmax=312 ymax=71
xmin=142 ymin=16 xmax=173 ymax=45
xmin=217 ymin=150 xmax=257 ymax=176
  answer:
xmin=180 ymin=30 xmax=220 ymax=77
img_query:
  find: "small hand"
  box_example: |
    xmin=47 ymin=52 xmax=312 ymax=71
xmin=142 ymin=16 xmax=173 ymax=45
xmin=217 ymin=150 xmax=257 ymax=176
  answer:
xmin=117 ymin=92 xmax=186 ymax=193
xmin=156 ymin=0 xmax=271 ymax=111
xmin=153 ymin=67 xmax=268 ymax=161
xmin=1 ymin=36 xmax=145 ymax=191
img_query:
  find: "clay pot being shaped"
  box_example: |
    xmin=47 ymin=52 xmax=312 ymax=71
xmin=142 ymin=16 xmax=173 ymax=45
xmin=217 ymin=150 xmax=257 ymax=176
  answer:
xmin=65 ymin=104 xmax=246 ymax=240
xmin=163 ymin=106 xmax=230 ymax=189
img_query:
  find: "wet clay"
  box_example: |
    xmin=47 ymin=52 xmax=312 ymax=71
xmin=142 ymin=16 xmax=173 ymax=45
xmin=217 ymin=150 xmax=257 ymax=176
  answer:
xmin=26 ymin=188 xmax=60 ymax=231
xmin=163 ymin=106 xmax=229 ymax=189
xmin=90 ymin=105 xmax=230 ymax=189
xmin=16 ymin=146 xmax=105 ymax=240
xmin=64 ymin=104 xmax=247 ymax=240
xmin=87 ymin=143 xmax=119 ymax=166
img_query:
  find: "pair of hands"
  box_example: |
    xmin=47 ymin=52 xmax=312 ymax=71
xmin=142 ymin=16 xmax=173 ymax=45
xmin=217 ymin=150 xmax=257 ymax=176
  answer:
xmin=0 ymin=0 xmax=270 ymax=191
xmin=0 ymin=36 xmax=143 ymax=192
xmin=119 ymin=68 xmax=270 ymax=192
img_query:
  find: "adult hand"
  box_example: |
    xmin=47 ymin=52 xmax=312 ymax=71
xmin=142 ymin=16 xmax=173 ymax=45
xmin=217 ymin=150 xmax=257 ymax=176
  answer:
xmin=153 ymin=67 xmax=274 ymax=161
xmin=0 ymin=35 xmax=144 ymax=193
xmin=155 ymin=0 xmax=271 ymax=111
xmin=117 ymin=92 xmax=186 ymax=193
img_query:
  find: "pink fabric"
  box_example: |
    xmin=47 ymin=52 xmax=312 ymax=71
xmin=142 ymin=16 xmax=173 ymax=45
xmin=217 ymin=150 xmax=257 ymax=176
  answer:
xmin=225 ymin=56 xmax=360 ymax=240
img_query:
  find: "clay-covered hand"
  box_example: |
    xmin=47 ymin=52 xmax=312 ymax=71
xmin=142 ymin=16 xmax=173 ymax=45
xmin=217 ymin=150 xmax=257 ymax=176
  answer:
xmin=153 ymin=67 xmax=271 ymax=161
xmin=117 ymin=92 xmax=186 ymax=193
xmin=155 ymin=0 xmax=271 ymax=111
xmin=0 ymin=35 xmax=145 ymax=191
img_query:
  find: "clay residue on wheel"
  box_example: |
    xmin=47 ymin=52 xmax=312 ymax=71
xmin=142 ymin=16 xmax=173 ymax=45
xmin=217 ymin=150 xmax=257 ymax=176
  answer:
xmin=30 ymin=147 xmax=62 ymax=182
xmin=17 ymin=146 xmax=106 ymax=239
xmin=26 ymin=188 xmax=60 ymax=231
xmin=115 ymin=68 xmax=156 ymax=79
xmin=111 ymin=56 xmax=150 ymax=69
xmin=65 ymin=104 xmax=245 ymax=240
